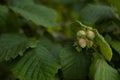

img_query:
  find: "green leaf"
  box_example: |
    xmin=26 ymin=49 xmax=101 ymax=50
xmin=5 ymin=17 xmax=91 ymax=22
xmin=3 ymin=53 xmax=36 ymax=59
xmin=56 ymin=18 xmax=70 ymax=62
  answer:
xmin=0 ymin=5 xmax=20 ymax=33
xmin=0 ymin=5 xmax=8 ymax=18
xmin=60 ymin=46 xmax=90 ymax=80
xmin=53 ymin=0 xmax=80 ymax=4
xmin=0 ymin=5 xmax=8 ymax=32
xmin=12 ymin=44 xmax=61 ymax=80
xmin=89 ymin=54 xmax=120 ymax=80
xmin=79 ymin=5 xmax=118 ymax=26
xmin=106 ymin=0 xmax=120 ymax=14
xmin=38 ymin=37 xmax=62 ymax=64
xmin=7 ymin=0 xmax=34 ymax=6
xmin=110 ymin=40 xmax=120 ymax=54
xmin=95 ymin=30 xmax=113 ymax=61
xmin=10 ymin=4 xmax=57 ymax=27
xmin=0 ymin=34 xmax=29 ymax=61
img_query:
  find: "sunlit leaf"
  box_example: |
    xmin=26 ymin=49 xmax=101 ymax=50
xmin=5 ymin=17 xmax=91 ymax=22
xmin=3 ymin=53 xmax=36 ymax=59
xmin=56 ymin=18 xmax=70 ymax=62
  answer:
xmin=95 ymin=30 xmax=112 ymax=61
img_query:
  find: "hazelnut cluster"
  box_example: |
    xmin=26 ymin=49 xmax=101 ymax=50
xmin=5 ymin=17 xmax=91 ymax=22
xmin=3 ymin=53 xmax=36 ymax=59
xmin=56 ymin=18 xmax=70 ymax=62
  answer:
xmin=76 ymin=28 xmax=95 ymax=48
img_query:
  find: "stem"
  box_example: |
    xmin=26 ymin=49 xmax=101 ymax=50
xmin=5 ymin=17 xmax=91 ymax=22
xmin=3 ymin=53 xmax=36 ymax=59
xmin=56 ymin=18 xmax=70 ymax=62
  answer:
xmin=76 ymin=20 xmax=88 ymax=28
